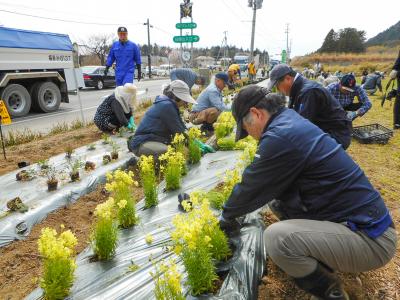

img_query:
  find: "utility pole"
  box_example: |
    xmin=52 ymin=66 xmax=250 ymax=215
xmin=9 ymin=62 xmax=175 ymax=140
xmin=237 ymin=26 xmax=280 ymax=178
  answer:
xmin=143 ymin=19 xmax=153 ymax=78
xmin=248 ymin=0 xmax=263 ymax=61
xmin=285 ymin=23 xmax=290 ymax=62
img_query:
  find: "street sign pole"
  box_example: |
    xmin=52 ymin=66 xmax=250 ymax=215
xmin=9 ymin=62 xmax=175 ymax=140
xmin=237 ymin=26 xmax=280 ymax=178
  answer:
xmin=0 ymin=116 xmax=6 ymax=160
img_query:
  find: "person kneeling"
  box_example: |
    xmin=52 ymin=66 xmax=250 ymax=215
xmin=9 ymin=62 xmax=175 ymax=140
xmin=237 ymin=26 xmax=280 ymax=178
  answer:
xmin=94 ymin=83 xmax=136 ymax=133
xmin=220 ymin=86 xmax=397 ymax=300
xmin=189 ymin=72 xmax=229 ymax=133
xmin=128 ymin=80 xmax=196 ymax=159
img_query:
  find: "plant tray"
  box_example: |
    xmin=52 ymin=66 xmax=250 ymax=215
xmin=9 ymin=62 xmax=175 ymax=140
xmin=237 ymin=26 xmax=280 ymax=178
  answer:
xmin=352 ymin=123 xmax=393 ymax=144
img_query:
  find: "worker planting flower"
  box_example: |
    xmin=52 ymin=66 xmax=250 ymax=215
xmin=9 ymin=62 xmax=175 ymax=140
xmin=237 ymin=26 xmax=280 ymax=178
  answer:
xmin=219 ymin=86 xmax=396 ymax=300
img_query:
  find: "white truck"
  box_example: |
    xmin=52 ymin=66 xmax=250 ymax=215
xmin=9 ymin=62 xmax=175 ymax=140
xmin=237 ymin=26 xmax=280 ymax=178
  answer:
xmin=0 ymin=27 xmax=84 ymax=118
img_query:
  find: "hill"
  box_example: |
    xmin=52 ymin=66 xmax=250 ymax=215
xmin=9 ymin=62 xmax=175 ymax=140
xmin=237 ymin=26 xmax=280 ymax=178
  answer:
xmin=366 ymin=20 xmax=400 ymax=46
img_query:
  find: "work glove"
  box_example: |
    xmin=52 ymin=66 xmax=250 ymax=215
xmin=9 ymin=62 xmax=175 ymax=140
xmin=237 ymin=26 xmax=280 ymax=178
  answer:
xmin=104 ymin=66 xmax=109 ymax=76
xmin=389 ymin=70 xmax=398 ymax=79
xmin=137 ymin=65 xmax=142 ymax=82
xmin=178 ymin=193 xmax=192 ymax=211
xmin=347 ymin=111 xmax=358 ymax=121
xmin=194 ymin=139 xmax=215 ymax=154
xmin=219 ymin=214 xmax=241 ymax=237
xmin=127 ymin=116 xmax=136 ymax=130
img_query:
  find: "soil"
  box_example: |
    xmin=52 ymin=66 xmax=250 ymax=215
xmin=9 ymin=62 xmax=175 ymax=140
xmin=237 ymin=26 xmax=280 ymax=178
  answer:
xmin=0 ymin=112 xmax=145 ymax=177
xmin=0 ymin=182 xmax=144 ymax=300
xmin=0 ymin=125 xmax=103 ymax=176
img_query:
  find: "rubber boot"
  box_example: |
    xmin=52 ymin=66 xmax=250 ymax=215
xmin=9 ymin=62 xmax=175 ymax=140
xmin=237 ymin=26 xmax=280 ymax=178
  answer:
xmin=294 ymin=263 xmax=349 ymax=300
xmin=394 ymin=92 xmax=400 ymax=129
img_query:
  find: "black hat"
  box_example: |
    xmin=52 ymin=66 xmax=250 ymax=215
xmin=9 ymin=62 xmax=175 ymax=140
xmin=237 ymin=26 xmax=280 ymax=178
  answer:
xmin=117 ymin=26 xmax=128 ymax=33
xmin=340 ymin=74 xmax=356 ymax=92
xmin=266 ymin=64 xmax=293 ymax=91
xmin=232 ymin=85 xmax=270 ymax=141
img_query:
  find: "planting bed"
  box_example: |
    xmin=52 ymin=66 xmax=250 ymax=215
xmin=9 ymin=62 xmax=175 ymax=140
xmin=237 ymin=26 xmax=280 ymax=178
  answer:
xmin=24 ymin=151 xmax=266 ymax=300
xmin=0 ymin=134 xmax=134 ymax=247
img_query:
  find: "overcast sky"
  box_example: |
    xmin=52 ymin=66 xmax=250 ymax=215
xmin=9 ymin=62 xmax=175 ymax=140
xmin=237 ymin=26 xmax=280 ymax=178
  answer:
xmin=0 ymin=0 xmax=399 ymax=58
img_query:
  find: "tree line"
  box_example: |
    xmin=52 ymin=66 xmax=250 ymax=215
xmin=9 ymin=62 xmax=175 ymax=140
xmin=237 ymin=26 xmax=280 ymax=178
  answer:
xmin=318 ymin=28 xmax=366 ymax=53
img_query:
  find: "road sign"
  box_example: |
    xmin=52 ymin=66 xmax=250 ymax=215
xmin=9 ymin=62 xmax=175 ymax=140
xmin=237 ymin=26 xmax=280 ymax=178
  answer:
xmin=182 ymin=51 xmax=191 ymax=62
xmin=0 ymin=100 xmax=11 ymax=125
xmin=176 ymin=22 xmax=197 ymax=29
xmin=173 ymin=35 xmax=200 ymax=43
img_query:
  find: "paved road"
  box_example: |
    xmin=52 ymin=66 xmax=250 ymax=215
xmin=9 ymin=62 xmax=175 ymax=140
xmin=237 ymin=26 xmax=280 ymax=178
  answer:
xmin=2 ymin=78 xmax=170 ymax=134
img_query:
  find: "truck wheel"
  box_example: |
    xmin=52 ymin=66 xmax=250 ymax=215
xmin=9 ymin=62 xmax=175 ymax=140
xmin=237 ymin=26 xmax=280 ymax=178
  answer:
xmin=32 ymin=82 xmax=61 ymax=113
xmin=95 ymin=80 xmax=104 ymax=90
xmin=0 ymin=84 xmax=32 ymax=117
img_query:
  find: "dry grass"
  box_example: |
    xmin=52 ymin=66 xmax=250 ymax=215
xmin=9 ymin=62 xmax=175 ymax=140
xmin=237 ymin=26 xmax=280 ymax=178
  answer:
xmin=292 ymin=43 xmax=400 ymax=74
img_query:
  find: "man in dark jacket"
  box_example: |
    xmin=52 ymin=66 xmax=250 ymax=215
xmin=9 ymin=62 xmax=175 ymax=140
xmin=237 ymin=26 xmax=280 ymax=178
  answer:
xmin=170 ymin=68 xmax=206 ymax=92
xmin=390 ymin=50 xmax=400 ymax=129
xmin=220 ymin=85 xmax=396 ymax=300
xmin=361 ymin=71 xmax=383 ymax=95
xmin=267 ymin=64 xmax=352 ymax=149
xmin=128 ymin=80 xmax=196 ymax=158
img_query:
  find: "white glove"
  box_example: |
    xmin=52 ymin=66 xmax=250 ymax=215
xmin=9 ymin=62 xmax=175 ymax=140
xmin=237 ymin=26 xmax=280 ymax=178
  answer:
xmin=389 ymin=70 xmax=398 ymax=79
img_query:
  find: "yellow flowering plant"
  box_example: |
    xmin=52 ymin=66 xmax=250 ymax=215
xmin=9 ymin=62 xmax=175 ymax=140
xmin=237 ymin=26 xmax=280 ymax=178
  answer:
xmin=187 ymin=127 xmax=202 ymax=164
xmin=37 ymin=226 xmax=77 ymax=300
xmin=171 ymin=193 xmax=231 ymax=295
xmin=172 ymin=133 xmax=188 ymax=175
xmin=159 ymin=146 xmax=186 ymax=191
xmin=91 ymin=197 xmax=118 ymax=260
xmin=106 ymin=169 xmax=139 ymax=228
xmin=214 ymin=112 xmax=235 ymax=140
xmin=151 ymin=260 xmax=185 ymax=300
xmin=139 ymin=155 xmax=158 ymax=208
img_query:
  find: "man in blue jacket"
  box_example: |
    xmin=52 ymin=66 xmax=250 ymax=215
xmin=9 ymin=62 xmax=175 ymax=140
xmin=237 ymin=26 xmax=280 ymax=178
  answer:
xmin=105 ymin=27 xmax=142 ymax=86
xmin=189 ymin=72 xmax=229 ymax=133
xmin=220 ymin=85 xmax=396 ymax=299
xmin=170 ymin=68 xmax=206 ymax=93
xmin=267 ymin=64 xmax=352 ymax=149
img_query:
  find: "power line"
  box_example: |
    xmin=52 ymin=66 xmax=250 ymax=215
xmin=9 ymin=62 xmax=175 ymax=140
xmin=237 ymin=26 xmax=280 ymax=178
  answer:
xmin=0 ymin=8 xmax=142 ymax=26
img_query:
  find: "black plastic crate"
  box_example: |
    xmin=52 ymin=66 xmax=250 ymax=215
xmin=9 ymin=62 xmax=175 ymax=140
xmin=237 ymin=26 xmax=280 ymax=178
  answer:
xmin=352 ymin=123 xmax=393 ymax=144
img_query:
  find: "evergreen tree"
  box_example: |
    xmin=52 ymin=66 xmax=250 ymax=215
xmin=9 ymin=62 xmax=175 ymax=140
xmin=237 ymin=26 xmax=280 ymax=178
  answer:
xmin=318 ymin=29 xmax=338 ymax=53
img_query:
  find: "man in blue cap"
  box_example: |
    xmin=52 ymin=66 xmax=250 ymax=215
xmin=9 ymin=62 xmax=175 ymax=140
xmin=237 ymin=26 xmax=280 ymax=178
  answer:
xmin=105 ymin=26 xmax=142 ymax=86
xmin=326 ymin=74 xmax=372 ymax=121
xmin=267 ymin=64 xmax=352 ymax=149
xmin=189 ymin=72 xmax=229 ymax=132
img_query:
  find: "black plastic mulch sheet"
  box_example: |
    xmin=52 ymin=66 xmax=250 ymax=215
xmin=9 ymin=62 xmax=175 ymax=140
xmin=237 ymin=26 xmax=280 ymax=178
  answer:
xmin=26 ymin=151 xmax=267 ymax=300
xmin=0 ymin=136 xmax=133 ymax=248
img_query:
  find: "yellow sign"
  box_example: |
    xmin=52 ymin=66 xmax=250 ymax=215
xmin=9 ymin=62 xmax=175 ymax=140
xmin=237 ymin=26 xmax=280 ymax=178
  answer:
xmin=0 ymin=100 xmax=11 ymax=125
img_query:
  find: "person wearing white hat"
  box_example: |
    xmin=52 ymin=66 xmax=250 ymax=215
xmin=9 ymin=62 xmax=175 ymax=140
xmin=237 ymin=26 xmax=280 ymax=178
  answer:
xmin=128 ymin=80 xmax=197 ymax=158
xmin=94 ymin=83 xmax=137 ymax=133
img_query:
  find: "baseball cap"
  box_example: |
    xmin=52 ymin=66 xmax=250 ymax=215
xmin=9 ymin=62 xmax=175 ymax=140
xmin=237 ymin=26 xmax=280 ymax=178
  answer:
xmin=215 ymin=72 xmax=229 ymax=84
xmin=340 ymin=74 xmax=356 ymax=92
xmin=232 ymin=85 xmax=270 ymax=141
xmin=117 ymin=26 xmax=128 ymax=33
xmin=266 ymin=64 xmax=293 ymax=91
xmin=168 ymin=80 xmax=197 ymax=104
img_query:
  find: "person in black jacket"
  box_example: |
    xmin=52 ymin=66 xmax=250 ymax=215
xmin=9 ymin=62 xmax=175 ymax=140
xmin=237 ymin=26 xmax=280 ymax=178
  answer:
xmin=389 ymin=49 xmax=400 ymax=129
xmin=267 ymin=64 xmax=352 ymax=149
xmin=220 ymin=86 xmax=396 ymax=300
xmin=94 ymin=83 xmax=136 ymax=133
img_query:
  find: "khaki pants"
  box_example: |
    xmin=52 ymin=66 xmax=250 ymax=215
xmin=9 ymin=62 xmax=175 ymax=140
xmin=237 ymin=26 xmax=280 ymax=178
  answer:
xmin=264 ymin=219 xmax=397 ymax=278
xmin=133 ymin=141 xmax=168 ymax=158
xmin=189 ymin=107 xmax=221 ymax=125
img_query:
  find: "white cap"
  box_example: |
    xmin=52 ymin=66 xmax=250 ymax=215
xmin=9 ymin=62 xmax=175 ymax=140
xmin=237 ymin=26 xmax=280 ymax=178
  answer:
xmin=167 ymin=80 xmax=197 ymax=104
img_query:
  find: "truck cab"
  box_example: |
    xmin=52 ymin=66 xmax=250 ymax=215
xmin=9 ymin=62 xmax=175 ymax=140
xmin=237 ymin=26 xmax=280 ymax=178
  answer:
xmin=0 ymin=27 xmax=84 ymax=118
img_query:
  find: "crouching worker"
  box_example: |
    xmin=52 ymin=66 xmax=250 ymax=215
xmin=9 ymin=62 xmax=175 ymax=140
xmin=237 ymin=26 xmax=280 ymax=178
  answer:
xmin=219 ymin=85 xmax=397 ymax=300
xmin=128 ymin=80 xmax=196 ymax=158
xmin=94 ymin=83 xmax=136 ymax=133
xmin=189 ymin=72 xmax=229 ymax=133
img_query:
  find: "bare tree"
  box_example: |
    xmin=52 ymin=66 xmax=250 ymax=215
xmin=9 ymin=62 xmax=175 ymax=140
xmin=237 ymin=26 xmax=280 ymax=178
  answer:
xmin=81 ymin=34 xmax=114 ymax=66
